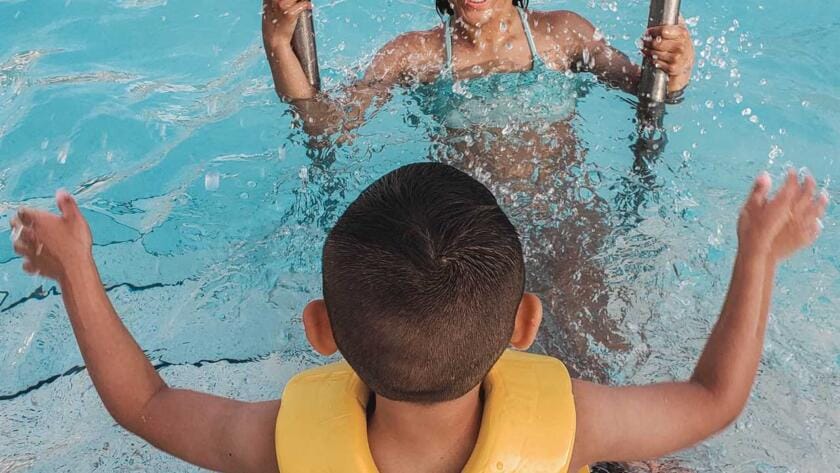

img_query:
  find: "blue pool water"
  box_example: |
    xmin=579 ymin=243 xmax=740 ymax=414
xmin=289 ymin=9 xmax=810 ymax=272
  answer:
xmin=1 ymin=0 xmax=838 ymax=471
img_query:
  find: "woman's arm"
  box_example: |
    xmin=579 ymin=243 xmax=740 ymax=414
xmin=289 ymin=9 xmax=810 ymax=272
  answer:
xmin=262 ymin=0 xmax=317 ymax=100
xmin=262 ymin=0 xmax=435 ymax=137
xmin=549 ymin=11 xmax=693 ymax=95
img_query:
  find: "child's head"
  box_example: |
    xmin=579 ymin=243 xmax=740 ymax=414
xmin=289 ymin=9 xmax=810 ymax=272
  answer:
xmin=302 ymin=163 xmax=543 ymax=404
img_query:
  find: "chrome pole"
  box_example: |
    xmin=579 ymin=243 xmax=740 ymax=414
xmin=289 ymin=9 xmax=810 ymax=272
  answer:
xmin=292 ymin=10 xmax=321 ymax=91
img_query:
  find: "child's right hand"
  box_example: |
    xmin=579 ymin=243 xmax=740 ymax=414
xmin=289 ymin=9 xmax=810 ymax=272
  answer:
xmin=263 ymin=0 xmax=312 ymax=47
xmin=10 ymin=191 xmax=93 ymax=281
xmin=737 ymin=169 xmax=828 ymax=261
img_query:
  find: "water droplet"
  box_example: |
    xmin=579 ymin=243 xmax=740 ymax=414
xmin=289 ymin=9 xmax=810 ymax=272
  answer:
xmin=505 ymin=42 xmax=513 ymax=50
xmin=239 ymin=192 xmax=249 ymax=200
xmin=452 ymin=81 xmax=467 ymax=96
xmin=759 ymin=78 xmax=767 ymax=86
xmin=768 ymin=145 xmax=783 ymax=164
xmin=40 ymin=139 xmax=49 ymax=150
xmin=801 ymin=100 xmax=810 ymax=108
xmin=247 ymin=180 xmax=257 ymax=189
xmin=705 ymin=100 xmax=714 ymax=109
xmin=499 ymin=21 xmax=507 ymax=32
xmin=205 ymin=172 xmax=221 ymax=191
xmin=741 ymin=107 xmax=751 ymax=116
xmin=749 ymin=115 xmax=759 ymax=123
xmin=57 ymin=143 xmax=69 ymax=164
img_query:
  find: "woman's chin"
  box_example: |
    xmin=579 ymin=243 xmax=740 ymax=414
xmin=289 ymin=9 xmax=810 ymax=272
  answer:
xmin=459 ymin=9 xmax=495 ymax=27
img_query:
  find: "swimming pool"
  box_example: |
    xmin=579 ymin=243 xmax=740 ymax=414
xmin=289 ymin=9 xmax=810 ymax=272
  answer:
xmin=1 ymin=0 xmax=838 ymax=470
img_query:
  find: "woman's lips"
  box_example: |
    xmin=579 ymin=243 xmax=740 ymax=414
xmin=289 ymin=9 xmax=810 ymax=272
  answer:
xmin=464 ymin=0 xmax=492 ymax=10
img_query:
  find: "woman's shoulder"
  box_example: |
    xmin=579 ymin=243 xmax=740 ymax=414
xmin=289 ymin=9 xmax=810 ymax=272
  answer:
xmin=526 ymin=10 xmax=598 ymax=69
xmin=380 ymin=27 xmax=445 ymax=62
xmin=529 ymin=9 xmax=597 ymax=36
xmin=371 ymin=27 xmax=446 ymax=83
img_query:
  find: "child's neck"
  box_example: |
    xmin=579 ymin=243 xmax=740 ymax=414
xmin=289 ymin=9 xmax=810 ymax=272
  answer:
xmin=368 ymin=386 xmax=483 ymax=473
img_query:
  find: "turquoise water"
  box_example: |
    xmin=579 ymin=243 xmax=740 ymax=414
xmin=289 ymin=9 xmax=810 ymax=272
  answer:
xmin=1 ymin=0 xmax=838 ymax=471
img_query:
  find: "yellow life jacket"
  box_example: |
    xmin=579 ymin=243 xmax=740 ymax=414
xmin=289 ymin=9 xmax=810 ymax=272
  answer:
xmin=275 ymin=349 xmax=588 ymax=473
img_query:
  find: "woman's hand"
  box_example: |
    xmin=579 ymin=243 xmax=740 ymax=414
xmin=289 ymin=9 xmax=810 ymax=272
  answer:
xmin=262 ymin=0 xmax=313 ymax=48
xmin=10 ymin=191 xmax=93 ymax=282
xmin=642 ymin=17 xmax=694 ymax=92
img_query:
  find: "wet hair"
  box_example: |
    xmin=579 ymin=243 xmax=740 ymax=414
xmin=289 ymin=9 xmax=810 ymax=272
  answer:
xmin=436 ymin=0 xmax=529 ymax=16
xmin=323 ymin=163 xmax=525 ymax=403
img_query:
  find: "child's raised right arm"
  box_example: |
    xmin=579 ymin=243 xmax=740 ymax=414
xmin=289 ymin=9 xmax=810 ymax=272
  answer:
xmin=11 ymin=193 xmax=280 ymax=473
xmin=568 ymin=171 xmax=827 ymax=470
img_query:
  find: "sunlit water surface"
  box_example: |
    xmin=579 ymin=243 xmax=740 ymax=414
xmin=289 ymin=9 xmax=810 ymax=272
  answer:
xmin=1 ymin=0 xmax=838 ymax=471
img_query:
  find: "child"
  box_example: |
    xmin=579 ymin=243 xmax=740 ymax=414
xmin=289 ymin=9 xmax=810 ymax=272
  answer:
xmin=11 ymin=163 xmax=826 ymax=472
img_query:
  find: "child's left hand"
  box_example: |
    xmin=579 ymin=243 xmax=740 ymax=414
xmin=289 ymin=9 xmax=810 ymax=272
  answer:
xmin=642 ymin=17 xmax=694 ymax=92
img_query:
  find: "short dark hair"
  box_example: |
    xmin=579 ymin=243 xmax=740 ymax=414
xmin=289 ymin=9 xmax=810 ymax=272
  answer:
xmin=323 ymin=163 xmax=525 ymax=403
xmin=435 ymin=0 xmax=529 ymax=16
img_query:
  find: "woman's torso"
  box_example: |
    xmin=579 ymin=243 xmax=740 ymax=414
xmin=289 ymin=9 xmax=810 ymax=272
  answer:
xmin=410 ymin=8 xmax=583 ymax=132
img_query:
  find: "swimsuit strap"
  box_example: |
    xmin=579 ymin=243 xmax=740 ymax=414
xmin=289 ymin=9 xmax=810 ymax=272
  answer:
xmin=443 ymin=16 xmax=454 ymax=76
xmin=516 ymin=7 xmax=545 ymax=67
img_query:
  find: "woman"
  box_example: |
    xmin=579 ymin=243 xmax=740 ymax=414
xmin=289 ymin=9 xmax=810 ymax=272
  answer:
xmin=262 ymin=0 xmax=694 ymax=139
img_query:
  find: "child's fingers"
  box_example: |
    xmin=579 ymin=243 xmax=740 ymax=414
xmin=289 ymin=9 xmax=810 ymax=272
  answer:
xmin=17 ymin=208 xmax=34 ymax=227
xmin=746 ymin=172 xmax=772 ymax=208
xmin=17 ymin=226 xmax=37 ymax=247
xmin=772 ymin=169 xmax=800 ymax=206
xmin=13 ymin=237 xmax=33 ymax=258
xmin=21 ymin=259 xmax=38 ymax=275
xmin=807 ymin=192 xmax=829 ymax=222
xmin=794 ymin=175 xmax=817 ymax=214
xmin=56 ymin=190 xmax=82 ymax=222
